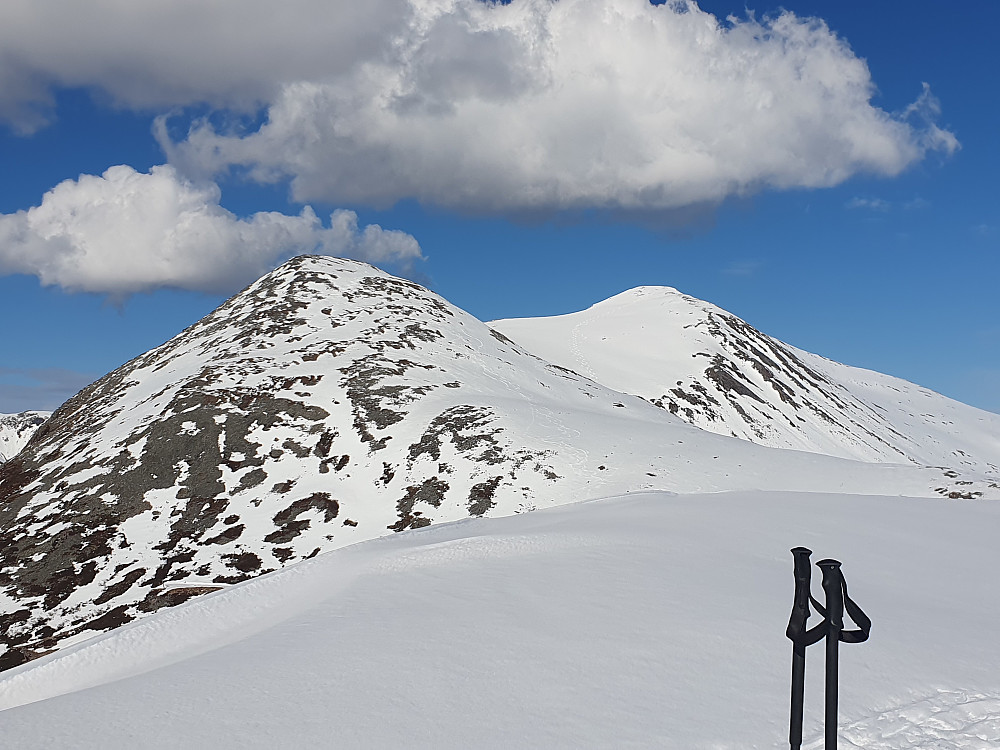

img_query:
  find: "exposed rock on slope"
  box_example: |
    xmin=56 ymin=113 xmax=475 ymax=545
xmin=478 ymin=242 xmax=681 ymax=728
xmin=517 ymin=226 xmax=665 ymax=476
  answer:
xmin=0 ymin=412 xmax=49 ymax=464
xmin=1 ymin=257 xmax=995 ymax=671
xmin=492 ymin=286 xmax=1000 ymax=473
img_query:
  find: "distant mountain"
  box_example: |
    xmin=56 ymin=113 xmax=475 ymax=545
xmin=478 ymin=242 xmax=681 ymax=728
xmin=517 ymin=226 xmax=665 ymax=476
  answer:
xmin=1 ymin=257 xmax=995 ymax=671
xmin=492 ymin=286 xmax=1000 ymax=472
xmin=0 ymin=412 xmax=49 ymax=464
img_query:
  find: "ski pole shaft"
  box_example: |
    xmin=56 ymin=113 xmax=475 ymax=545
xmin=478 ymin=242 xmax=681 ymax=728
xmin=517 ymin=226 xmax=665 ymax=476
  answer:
xmin=825 ymin=625 xmax=839 ymax=749
xmin=817 ymin=559 xmax=845 ymax=750
xmin=787 ymin=547 xmax=813 ymax=750
xmin=790 ymin=642 xmax=806 ymax=750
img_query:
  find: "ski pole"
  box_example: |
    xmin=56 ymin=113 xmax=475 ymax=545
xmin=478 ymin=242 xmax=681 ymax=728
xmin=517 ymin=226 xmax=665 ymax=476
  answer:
xmin=786 ymin=547 xmax=814 ymax=750
xmin=816 ymin=560 xmax=845 ymax=750
xmin=786 ymin=551 xmax=871 ymax=749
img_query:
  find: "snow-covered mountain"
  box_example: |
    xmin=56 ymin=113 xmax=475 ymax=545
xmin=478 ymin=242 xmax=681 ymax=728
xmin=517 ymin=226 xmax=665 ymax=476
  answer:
xmin=1 ymin=257 xmax=995 ymax=671
xmin=0 ymin=412 xmax=49 ymax=463
xmin=492 ymin=286 xmax=1000 ymax=471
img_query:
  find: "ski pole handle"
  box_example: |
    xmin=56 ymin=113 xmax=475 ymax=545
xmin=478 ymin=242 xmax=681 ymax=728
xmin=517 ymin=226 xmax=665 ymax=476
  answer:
xmin=787 ymin=547 xmax=813 ymax=641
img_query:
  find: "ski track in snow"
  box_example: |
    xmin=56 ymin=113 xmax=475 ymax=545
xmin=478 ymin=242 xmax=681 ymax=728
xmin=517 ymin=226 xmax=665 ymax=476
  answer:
xmin=800 ymin=690 xmax=1000 ymax=749
xmin=570 ymin=318 xmax=599 ymax=381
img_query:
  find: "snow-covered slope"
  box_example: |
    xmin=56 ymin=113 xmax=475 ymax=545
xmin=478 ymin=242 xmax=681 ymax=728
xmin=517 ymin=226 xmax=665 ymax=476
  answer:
xmin=0 ymin=411 xmax=49 ymax=463
xmin=492 ymin=286 xmax=1000 ymax=471
xmin=2 ymin=490 xmax=999 ymax=749
xmin=1 ymin=257 xmax=995 ymax=671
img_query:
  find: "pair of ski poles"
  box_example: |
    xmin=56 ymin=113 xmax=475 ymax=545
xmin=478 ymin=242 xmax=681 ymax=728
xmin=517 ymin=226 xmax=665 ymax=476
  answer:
xmin=786 ymin=547 xmax=871 ymax=750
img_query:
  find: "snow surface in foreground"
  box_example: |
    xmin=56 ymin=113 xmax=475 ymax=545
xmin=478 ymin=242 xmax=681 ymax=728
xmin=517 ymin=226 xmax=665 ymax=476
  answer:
xmin=1 ymin=491 xmax=998 ymax=749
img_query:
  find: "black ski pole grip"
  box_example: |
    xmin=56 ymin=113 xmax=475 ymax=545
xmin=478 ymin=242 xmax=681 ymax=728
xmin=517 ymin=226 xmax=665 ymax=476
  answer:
xmin=787 ymin=547 xmax=813 ymax=642
xmin=787 ymin=547 xmax=812 ymax=750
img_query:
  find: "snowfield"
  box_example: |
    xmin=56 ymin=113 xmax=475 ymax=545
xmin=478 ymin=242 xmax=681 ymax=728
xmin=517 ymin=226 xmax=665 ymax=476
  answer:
xmin=1 ymin=489 xmax=998 ymax=749
xmin=2 ymin=256 xmax=998 ymax=747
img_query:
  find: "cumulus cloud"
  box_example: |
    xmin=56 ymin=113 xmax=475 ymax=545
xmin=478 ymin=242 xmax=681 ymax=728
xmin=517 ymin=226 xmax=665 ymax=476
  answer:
xmin=1 ymin=0 xmax=959 ymax=215
xmin=0 ymin=0 xmax=410 ymax=132
xmin=0 ymin=165 xmax=424 ymax=297
xmin=163 ymin=0 xmax=958 ymax=214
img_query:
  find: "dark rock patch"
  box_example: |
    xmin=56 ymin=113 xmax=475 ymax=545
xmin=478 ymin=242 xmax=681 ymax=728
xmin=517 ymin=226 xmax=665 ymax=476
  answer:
xmin=408 ymin=405 xmax=506 ymax=465
xmin=468 ymin=476 xmax=502 ymax=516
xmin=266 ymin=493 xmax=340 ymax=543
xmin=223 ymin=552 xmax=262 ymax=573
xmin=313 ymin=430 xmax=336 ymax=457
xmin=84 ymin=606 xmax=134 ymax=632
xmin=205 ymin=524 xmax=245 ymax=545
xmin=391 ymin=477 xmax=450 ymax=532
xmin=234 ymin=468 xmax=267 ymax=493
xmin=271 ymin=479 xmax=296 ymax=494
xmin=94 ymin=568 xmax=146 ymax=605
xmin=282 ymin=439 xmax=311 ymax=458
xmin=380 ymin=462 xmax=396 ymax=485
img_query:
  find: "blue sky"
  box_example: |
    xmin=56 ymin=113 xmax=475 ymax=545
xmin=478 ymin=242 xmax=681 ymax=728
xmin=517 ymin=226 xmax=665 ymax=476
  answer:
xmin=0 ymin=0 xmax=997 ymax=414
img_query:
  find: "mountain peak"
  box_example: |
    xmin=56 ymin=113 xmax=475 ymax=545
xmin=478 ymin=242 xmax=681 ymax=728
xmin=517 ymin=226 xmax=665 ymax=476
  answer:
xmin=1 ymin=257 xmax=710 ymax=669
xmin=493 ymin=289 xmax=1000 ymax=469
xmin=590 ymin=284 xmax=697 ymax=307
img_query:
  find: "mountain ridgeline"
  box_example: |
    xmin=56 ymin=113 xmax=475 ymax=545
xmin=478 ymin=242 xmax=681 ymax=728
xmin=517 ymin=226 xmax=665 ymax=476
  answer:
xmin=1 ymin=256 xmax=997 ymax=670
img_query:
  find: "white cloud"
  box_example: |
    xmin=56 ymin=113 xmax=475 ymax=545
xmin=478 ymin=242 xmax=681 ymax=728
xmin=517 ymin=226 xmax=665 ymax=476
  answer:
xmin=162 ymin=0 xmax=958 ymax=214
xmin=1 ymin=0 xmax=959 ymax=215
xmin=846 ymin=197 xmax=891 ymax=212
xmin=0 ymin=165 xmax=423 ymax=297
xmin=901 ymin=82 xmax=960 ymax=155
xmin=846 ymin=195 xmax=930 ymax=212
xmin=0 ymin=0 xmax=411 ymax=132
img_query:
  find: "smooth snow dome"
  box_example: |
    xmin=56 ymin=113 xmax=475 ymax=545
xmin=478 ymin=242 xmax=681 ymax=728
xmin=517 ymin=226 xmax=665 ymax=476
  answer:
xmin=1 ymin=491 xmax=999 ymax=748
xmin=491 ymin=285 xmax=1000 ymax=469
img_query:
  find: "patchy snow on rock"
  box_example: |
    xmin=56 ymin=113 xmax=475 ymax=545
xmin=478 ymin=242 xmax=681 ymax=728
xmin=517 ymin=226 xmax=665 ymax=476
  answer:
xmin=1 ymin=257 xmax=997 ymax=673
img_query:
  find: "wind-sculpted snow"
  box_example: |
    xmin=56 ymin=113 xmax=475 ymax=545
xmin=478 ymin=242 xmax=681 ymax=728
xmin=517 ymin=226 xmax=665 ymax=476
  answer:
xmin=2 ymin=491 xmax=1000 ymax=748
xmin=492 ymin=286 xmax=1000 ymax=476
xmin=1 ymin=257 xmax=997 ymax=671
xmin=0 ymin=412 xmax=49 ymax=464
